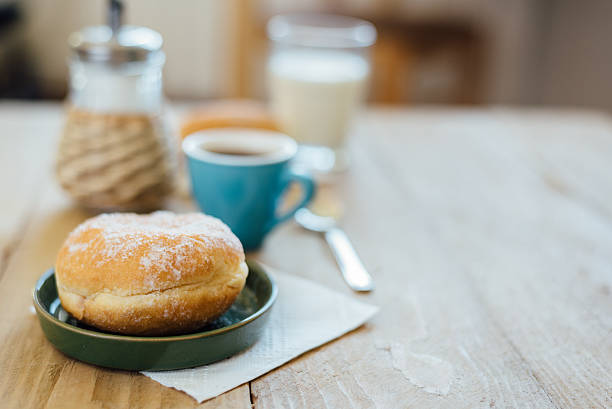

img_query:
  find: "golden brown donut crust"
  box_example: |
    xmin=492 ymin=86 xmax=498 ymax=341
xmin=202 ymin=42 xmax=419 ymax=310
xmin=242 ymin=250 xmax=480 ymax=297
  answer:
xmin=55 ymin=211 xmax=247 ymax=335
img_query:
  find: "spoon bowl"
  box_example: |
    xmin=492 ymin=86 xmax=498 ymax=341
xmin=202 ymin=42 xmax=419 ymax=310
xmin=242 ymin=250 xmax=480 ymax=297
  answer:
xmin=295 ymin=208 xmax=336 ymax=232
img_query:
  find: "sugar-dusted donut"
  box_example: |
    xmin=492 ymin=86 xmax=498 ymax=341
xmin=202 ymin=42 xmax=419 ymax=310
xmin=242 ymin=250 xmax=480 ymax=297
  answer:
xmin=55 ymin=211 xmax=247 ymax=335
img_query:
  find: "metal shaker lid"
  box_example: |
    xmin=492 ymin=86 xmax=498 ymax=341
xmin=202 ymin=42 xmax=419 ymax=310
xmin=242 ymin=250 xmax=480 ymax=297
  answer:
xmin=68 ymin=0 xmax=163 ymax=64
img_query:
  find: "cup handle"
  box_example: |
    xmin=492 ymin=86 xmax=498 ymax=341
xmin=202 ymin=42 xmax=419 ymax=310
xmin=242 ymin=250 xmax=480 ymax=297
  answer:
xmin=265 ymin=170 xmax=316 ymax=234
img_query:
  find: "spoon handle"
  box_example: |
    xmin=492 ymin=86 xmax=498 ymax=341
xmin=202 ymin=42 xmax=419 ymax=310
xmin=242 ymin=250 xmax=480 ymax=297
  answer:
xmin=324 ymin=228 xmax=374 ymax=292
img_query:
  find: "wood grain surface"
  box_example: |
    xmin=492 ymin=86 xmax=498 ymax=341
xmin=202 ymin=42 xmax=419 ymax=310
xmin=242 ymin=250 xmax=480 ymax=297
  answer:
xmin=0 ymin=103 xmax=610 ymax=408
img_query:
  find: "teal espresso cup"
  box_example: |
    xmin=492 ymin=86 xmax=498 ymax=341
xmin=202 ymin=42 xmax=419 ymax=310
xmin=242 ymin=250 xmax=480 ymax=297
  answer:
xmin=183 ymin=129 xmax=315 ymax=250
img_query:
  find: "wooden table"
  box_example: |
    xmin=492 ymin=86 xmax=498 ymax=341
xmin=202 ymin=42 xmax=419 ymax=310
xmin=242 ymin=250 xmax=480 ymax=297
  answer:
xmin=0 ymin=102 xmax=610 ymax=408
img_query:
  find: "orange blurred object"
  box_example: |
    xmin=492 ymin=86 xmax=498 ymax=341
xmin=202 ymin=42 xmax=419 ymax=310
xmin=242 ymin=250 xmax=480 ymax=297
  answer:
xmin=180 ymin=99 xmax=279 ymax=139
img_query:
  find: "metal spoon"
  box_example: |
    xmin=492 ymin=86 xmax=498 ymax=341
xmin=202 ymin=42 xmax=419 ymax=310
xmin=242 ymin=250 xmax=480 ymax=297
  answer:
xmin=295 ymin=208 xmax=374 ymax=292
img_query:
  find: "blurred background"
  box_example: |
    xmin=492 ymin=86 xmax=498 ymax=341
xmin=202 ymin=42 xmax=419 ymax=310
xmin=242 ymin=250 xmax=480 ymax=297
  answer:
xmin=1 ymin=0 xmax=611 ymax=110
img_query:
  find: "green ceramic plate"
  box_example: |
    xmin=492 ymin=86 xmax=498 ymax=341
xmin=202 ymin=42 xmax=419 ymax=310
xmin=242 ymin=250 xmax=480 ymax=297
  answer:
xmin=33 ymin=260 xmax=277 ymax=371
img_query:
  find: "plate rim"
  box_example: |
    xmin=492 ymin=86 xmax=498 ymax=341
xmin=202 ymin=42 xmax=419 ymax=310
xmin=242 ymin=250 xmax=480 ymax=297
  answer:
xmin=32 ymin=259 xmax=278 ymax=342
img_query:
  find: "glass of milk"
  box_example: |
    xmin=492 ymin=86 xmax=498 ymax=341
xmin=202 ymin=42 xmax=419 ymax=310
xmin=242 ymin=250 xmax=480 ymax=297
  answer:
xmin=267 ymin=14 xmax=376 ymax=174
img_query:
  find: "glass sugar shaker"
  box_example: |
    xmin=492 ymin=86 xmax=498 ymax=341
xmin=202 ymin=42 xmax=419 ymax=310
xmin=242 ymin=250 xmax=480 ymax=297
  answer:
xmin=56 ymin=1 xmax=172 ymax=212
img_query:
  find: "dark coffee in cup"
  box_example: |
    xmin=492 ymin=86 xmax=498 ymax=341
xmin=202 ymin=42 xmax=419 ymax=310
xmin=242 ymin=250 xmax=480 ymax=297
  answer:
xmin=202 ymin=145 xmax=274 ymax=157
xmin=200 ymin=140 xmax=278 ymax=158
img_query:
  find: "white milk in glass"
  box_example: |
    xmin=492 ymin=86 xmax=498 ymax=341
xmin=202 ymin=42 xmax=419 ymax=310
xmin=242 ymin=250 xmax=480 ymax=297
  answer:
xmin=268 ymin=49 xmax=369 ymax=149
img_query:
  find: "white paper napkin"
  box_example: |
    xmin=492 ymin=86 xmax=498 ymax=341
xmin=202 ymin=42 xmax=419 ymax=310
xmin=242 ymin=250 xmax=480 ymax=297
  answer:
xmin=141 ymin=265 xmax=379 ymax=403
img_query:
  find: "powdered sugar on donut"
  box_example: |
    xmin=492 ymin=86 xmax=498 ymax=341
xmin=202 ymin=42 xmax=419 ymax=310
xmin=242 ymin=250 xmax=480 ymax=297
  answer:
xmin=64 ymin=211 xmax=243 ymax=285
xmin=67 ymin=242 xmax=89 ymax=253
